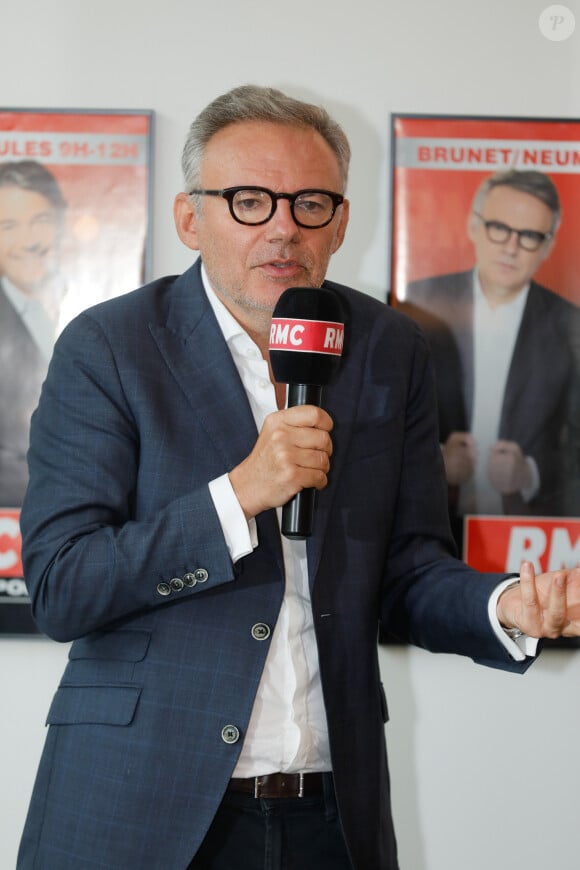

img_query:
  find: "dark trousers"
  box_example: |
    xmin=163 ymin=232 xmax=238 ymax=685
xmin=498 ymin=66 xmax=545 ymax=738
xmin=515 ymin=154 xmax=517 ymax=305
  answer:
xmin=188 ymin=776 xmax=353 ymax=870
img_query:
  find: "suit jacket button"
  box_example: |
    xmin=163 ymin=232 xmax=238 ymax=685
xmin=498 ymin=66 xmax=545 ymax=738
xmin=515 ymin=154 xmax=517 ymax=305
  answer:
xmin=194 ymin=568 xmax=209 ymax=583
xmin=183 ymin=572 xmax=197 ymax=587
xmin=251 ymin=623 xmax=271 ymax=641
xmin=170 ymin=577 xmax=184 ymax=592
xmin=221 ymin=725 xmax=240 ymax=744
xmin=157 ymin=582 xmax=171 ymax=596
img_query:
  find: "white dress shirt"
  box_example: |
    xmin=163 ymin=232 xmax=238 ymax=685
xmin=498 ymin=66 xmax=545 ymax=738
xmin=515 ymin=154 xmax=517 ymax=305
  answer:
xmin=3 ymin=277 xmax=55 ymax=361
xmin=459 ymin=272 xmax=539 ymax=515
xmin=202 ymin=266 xmax=332 ymax=776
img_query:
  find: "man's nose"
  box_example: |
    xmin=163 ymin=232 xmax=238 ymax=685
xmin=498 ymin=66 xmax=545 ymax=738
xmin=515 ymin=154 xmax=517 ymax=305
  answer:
xmin=502 ymin=229 xmax=521 ymax=254
xmin=265 ymin=199 xmax=301 ymax=240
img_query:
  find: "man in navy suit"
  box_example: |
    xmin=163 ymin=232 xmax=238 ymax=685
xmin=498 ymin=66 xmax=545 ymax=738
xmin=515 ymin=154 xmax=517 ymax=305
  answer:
xmin=18 ymin=88 xmax=580 ymax=870
xmin=0 ymin=160 xmax=66 ymax=507
xmin=405 ymin=170 xmax=580 ymax=537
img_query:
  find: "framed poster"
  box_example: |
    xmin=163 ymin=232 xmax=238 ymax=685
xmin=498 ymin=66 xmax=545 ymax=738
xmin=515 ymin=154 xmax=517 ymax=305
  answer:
xmin=389 ymin=115 xmax=580 ymax=611
xmin=390 ymin=114 xmax=580 ymax=306
xmin=0 ymin=108 xmax=153 ymax=634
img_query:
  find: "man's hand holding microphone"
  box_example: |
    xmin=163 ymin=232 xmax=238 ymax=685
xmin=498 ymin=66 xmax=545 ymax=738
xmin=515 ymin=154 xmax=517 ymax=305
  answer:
xmin=229 ymin=286 xmax=345 ymax=537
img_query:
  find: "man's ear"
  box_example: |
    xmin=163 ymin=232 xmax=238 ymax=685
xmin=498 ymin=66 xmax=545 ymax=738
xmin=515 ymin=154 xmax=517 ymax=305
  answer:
xmin=466 ymin=210 xmax=478 ymax=244
xmin=539 ymin=233 xmax=556 ymax=264
xmin=174 ymin=192 xmax=200 ymax=251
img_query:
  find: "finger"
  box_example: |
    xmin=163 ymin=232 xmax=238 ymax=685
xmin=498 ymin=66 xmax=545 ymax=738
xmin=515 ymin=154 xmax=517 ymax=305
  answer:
xmin=286 ymin=456 xmax=329 ymax=492
xmin=491 ymin=440 xmax=516 ymax=457
xmin=518 ymin=560 xmax=542 ymax=630
xmin=449 ymin=432 xmax=473 ymax=449
xmin=288 ymin=426 xmax=333 ymax=457
xmin=284 ymin=405 xmax=334 ymax=431
xmin=297 ymin=447 xmax=331 ymax=473
xmin=544 ymin=571 xmax=567 ymax=638
xmin=565 ymin=568 xmax=580 ymax=624
xmin=519 ymin=560 xmax=536 ymax=596
xmin=462 ymin=432 xmax=476 ymax=450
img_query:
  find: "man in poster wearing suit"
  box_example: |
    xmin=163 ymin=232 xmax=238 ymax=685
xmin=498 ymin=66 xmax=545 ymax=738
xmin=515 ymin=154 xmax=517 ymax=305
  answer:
xmin=17 ymin=89 xmax=580 ymax=870
xmin=406 ymin=169 xmax=580 ymax=536
xmin=0 ymin=160 xmax=66 ymax=506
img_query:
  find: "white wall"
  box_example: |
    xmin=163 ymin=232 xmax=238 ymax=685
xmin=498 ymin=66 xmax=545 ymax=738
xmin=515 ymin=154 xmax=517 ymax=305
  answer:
xmin=2 ymin=0 xmax=580 ymax=867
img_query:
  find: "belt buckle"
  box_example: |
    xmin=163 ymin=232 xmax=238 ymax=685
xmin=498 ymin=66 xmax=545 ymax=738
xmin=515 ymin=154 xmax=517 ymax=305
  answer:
xmin=252 ymin=773 xmax=305 ymax=798
xmin=253 ymin=775 xmax=272 ymax=798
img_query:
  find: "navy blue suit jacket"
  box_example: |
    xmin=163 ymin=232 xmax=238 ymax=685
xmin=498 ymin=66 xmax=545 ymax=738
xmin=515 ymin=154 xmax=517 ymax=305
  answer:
xmin=19 ymin=261 xmax=529 ymax=870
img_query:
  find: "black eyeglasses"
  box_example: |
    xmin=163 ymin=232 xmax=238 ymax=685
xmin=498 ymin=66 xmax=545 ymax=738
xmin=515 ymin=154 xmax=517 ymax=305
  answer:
xmin=473 ymin=211 xmax=553 ymax=252
xmin=188 ymin=186 xmax=345 ymax=229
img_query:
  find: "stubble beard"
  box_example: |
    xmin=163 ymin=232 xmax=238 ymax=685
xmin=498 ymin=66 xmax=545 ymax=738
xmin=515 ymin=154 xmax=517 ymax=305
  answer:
xmin=212 ymin=254 xmax=322 ymax=339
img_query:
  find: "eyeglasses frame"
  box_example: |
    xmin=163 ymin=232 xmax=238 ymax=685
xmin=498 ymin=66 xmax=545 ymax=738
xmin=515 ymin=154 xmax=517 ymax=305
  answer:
xmin=188 ymin=186 xmax=345 ymax=229
xmin=473 ymin=210 xmax=553 ymax=252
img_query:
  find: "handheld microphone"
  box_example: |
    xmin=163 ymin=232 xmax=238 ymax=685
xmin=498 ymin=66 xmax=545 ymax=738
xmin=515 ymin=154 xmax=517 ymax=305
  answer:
xmin=269 ymin=286 xmax=345 ymax=539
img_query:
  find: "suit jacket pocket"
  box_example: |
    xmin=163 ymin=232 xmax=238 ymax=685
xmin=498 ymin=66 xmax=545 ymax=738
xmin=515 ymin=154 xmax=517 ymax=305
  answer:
xmin=69 ymin=629 xmax=151 ymax=662
xmin=344 ymin=415 xmax=403 ymax=464
xmin=46 ymin=685 xmax=141 ymax=726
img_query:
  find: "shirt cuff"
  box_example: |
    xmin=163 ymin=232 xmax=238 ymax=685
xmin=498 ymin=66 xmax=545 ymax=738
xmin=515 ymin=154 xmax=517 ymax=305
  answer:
xmin=208 ymin=474 xmax=258 ymax=563
xmin=488 ymin=577 xmax=539 ymax=661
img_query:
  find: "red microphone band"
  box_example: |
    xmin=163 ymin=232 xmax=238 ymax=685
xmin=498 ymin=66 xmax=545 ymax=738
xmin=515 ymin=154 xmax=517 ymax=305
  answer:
xmin=269 ymin=317 xmax=344 ymax=356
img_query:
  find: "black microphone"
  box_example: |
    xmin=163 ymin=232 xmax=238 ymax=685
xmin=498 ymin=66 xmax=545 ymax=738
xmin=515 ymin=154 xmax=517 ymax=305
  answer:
xmin=269 ymin=286 xmax=345 ymax=539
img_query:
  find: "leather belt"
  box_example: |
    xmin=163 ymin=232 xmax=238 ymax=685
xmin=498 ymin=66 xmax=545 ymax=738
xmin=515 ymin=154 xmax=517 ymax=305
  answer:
xmin=228 ymin=772 xmax=325 ymax=798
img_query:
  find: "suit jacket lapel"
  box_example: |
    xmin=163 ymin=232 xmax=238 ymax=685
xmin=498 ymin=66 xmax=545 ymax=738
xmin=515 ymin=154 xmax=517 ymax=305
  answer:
xmin=149 ymin=261 xmax=284 ymax=570
xmin=499 ymin=282 xmax=552 ymax=441
xmin=305 ymin=378 xmax=353 ymax=586
xmin=305 ymin=289 xmax=357 ymax=586
xmin=454 ymin=274 xmax=475 ymax=425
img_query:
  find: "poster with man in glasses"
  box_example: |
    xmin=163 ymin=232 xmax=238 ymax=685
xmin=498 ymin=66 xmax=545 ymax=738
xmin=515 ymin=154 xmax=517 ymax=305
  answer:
xmin=0 ymin=109 xmax=152 ymax=632
xmin=390 ymin=116 xmax=580 ymax=577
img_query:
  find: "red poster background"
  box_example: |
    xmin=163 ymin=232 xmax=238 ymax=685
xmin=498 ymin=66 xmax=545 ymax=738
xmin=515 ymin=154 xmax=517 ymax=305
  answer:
xmin=464 ymin=515 xmax=580 ymax=573
xmin=390 ymin=115 xmax=580 ymax=306
xmin=0 ymin=109 xmax=152 ymax=633
xmin=0 ymin=109 xmax=153 ymax=322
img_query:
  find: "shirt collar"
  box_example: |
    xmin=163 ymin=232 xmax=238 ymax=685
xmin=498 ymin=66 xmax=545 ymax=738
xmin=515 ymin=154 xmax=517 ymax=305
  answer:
xmin=472 ymin=268 xmax=530 ymax=316
xmin=2 ymin=276 xmax=29 ymax=316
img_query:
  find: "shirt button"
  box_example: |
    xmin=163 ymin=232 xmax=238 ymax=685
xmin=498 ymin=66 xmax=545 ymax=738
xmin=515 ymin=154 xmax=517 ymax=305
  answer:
xmin=221 ymin=725 xmax=240 ymax=744
xmin=183 ymin=572 xmax=197 ymax=587
xmin=194 ymin=568 xmax=209 ymax=583
xmin=157 ymin=582 xmax=171 ymax=596
xmin=170 ymin=577 xmax=184 ymax=592
xmin=251 ymin=623 xmax=271 ymax=641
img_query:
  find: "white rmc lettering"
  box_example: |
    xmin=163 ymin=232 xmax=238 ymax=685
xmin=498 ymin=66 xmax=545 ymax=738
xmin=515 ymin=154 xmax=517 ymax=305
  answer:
xmin=547 ymin=529 xmax=580 ymax=571
xmin=270 ymin=323 xmax=289 ymax=345
xmin=290 ymin=325 xmax=304 ymax=345
xmin=0 ymin=516 xmax=20 ymax=571
xmin=323 ymin=327 xmax=344 ymax=351
xmin=506 ymin=526 xmax=580 ymax=572
xmin=0 ymin=578 xmax=27 ymax=597
xmin=269 ymin=323 xmax=305 ymax=346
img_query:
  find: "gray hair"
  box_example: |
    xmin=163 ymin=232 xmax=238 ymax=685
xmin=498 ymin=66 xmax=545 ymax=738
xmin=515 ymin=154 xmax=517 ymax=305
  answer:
xmin=181 ymin=85 xmax=351 ymax=195
xmin=473 ymin=169 xmax=561 ymax=232
xmin=0 ymin=160 xmax=67 ymax=212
